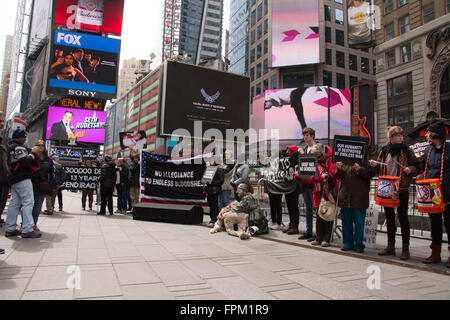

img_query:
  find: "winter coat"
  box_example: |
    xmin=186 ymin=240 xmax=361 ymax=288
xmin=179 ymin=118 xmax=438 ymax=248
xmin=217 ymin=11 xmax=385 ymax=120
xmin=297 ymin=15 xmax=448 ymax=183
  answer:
xmin=119 ymin=165 xmax=130 ymax=187
xmin=421 ymin=142 xmax=450 ymax=202
xmin=32 ymin=153 xmax=55 ymax=195
xmin=205 ymin=166 xmax=224 ymax=195
xmin=7 ymin=140 xmax=38 ymax=186
xmin=0 ymin=136 xmax=9 ymax=184
xmin=53 ymin=161 xmax=66 ymax=189
xmin=220 ymin=163 xmax=235 ymax=191
xmin=231 ymin=163 xmax=249 ymax=188
xmin=100 ymin=161 xmax=117 ymax=188
xmin=375 ymin=144 xmax=421 ymax=192
xmin=130 ymin=161 xmax=141 ymax=187
xmin=335 ymin=164 xmax=376 ymax=209
xmin=232 ymin=193 xmax=259 ymax=214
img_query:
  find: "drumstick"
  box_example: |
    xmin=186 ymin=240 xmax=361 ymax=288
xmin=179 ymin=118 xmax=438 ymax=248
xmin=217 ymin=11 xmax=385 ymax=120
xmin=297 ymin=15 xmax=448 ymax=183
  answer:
xmin=372 ymin=161 xmax=386 ymax=166
xmin=393 ymin=159 xmax=407 ymax=169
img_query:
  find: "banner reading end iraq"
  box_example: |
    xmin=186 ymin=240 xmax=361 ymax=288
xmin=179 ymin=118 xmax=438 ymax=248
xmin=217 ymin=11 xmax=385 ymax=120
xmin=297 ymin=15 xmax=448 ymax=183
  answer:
xmin=141 ymin=152 xmax=207 ymax=206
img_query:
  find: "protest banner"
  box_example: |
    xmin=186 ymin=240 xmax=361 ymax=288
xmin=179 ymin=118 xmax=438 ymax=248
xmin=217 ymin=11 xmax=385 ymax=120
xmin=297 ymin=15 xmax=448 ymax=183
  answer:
xmin=261 ymin=153 xmax=299 ymax=194
xmin=332 ymin=135 xmax=369 ymax=165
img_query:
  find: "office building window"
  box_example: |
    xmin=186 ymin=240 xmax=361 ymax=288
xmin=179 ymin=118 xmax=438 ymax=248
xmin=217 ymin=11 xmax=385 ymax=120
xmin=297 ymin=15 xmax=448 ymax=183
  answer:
xmin=325 ymin=5 xmax=331 ymax=21
xmin=264 ymin=19 xmax=268 ymax=34
xmin=257 ymin=63 xmax=261 ymax=78
xmin=264 ymin=38 xmax=268 ymax=54
xmin=361 ymin=57 xmax=370 ymax=73
xmin=257 ymin=3 xmax=263 ymax=21
xmin=399 ymin=16 xmax=410 ymax=34
xmin=326 ymin=49 xmax=332 ymax=65
xmin=373 ymin=60 xmax=377 ymax=75
xmin=256 ymin=83 xmax=261 ymax=95
xmin=251 ymin=30 xmax=255 ymax=44
xmin=399 ymin=0 xmax=408 ymax=6
xmin=350 ymin=76 xmax=358 ymax=88
xmin=263 ymin=59 xmax=268 ymax=74
xmin=250 ymin=48 xmax=255 ymax=63
xmin=335 ymin=0 xmax=343 ymax=4
xmin=385 ymin=0 xmax=393 ymax=14
xmin=336 ymin=51 xmax=345 ymax=68
xmin=263 ymin=79 xmax=268 ymax=91
xmin=323 ymin=71 xmax=332 ymax=86
xmin=264 ymin=0 xmax=268 ymax=15
xmin=326 ymin=27 xmax=332 ymax=43
xmin=257 ymin=44 xmax=262 ymax=59
xmin=250 ymin=67 xmax=254 ymax=81
xmin=349 ymin=54 xmax=357 ymax=71
xmin=337 ymin=73 xmax=346 ymax=89
xmin=251 ymin=87 xmax=254 ymax=101
xmin=388 ymin=104 xmax=414 ymax=129
xmin=270 ymin=74 xmax=277 ymax=89
xmin=257 ymin=24 xmax=262 ymax=40
xmin=385 ymin=23 xmax=394 ymax=40
xmin=335 ymin=8 xmax=344 ymax=25
xmin=423 ymin=3 xmax=435 ymax=23
xmin=251 ymin=10 xmax=256 ymax=26
xmin=336 ymin=29 xmax=345 ymax=46
xmin=448 ymin=0 xmax=450 ymax=13
xmin=388 ymin=73 xmax=412 ymax=97
xmin=401 ymin=43 xmax=411 ymax=63
xmin=386 ymin=49 xmax=396 ymax=67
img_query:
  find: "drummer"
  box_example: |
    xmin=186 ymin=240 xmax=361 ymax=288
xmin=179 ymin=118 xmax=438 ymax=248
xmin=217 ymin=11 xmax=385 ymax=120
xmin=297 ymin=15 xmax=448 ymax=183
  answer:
xmin=419 ymin=121 xmax=450 ymax=267
xmin=369 ymin=126 xmax=421 ymax=260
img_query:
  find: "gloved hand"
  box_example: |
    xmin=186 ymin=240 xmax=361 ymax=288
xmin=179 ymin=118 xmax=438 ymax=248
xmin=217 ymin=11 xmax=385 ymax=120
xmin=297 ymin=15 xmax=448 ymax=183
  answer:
xmin=310 ymin=175 xmax=323 ymax=183
xmin=293 ymin=174 xmax=302 ymax=182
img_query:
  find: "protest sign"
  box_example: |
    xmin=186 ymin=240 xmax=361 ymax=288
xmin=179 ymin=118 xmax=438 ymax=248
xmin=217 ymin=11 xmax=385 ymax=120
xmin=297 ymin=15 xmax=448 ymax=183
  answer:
xmin=333 ymin=135 xmax=369 ymax=165
xmin=201 ymin=166 xmax=219 ymax=184
xmin=298 ymin=155 xmax=318 ymax=180
xmin=364 ymin=206 xmax=379 ymax=249
xmin=410 ymin=141 xmax=430 ymax=158
xmin=63 ymin=165 xmax=102 ymax=190
xmin=261 ymin=153 xmax=299 ymax=194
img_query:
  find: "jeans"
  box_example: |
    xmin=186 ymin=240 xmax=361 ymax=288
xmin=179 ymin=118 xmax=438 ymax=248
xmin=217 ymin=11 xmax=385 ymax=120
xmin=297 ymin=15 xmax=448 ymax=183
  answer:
xmin=6 ymin=179 xmax=35 ymax=233
xmin=32 ymin=189 xmax=46 ymax=225
xmin=302 ymin=186 xmax=314 ymax=235
xmin=207 ymin=193 xmax=219 ymax=223
xmin=429 ymin=207 xmax=450 ymax=246
xmin=218 ymin=190 xmax=231 ymax=210
xmin=341 ymin=208 xmax=366 ymax=250
xmin=100 ymin=186 xmax=114 ymax=214
xmin=45 ymin=189 xmax=58 ymax=213
xmin=384 ymin=191 xmax=410 ymax=245
xmin=269 ymin=193 xmax=283 ymax=225
xmin=117 ymin=185 xmax=129 ymax=211
xmin=285 ymin=191 xmax=299 ymax=229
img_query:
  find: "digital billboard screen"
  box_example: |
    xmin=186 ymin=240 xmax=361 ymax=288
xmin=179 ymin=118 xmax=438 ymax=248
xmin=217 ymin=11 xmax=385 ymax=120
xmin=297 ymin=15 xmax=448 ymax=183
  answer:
xmin=161 ymin=61 xmax=250 ymax=139
xmin=347 ymin=0 xmax=377 ymax=48
xmin=46 ymin=106 xmax=106 ymax=144
xmin=47 ymin=30 xmax=120 ymax=100
xmin=254 ymin=87 xmax=351 ymax=140
xmin=271 ymin=0 xmax=320 ymax=67
xmin=54 ymin=0 xmax=125 ymax=36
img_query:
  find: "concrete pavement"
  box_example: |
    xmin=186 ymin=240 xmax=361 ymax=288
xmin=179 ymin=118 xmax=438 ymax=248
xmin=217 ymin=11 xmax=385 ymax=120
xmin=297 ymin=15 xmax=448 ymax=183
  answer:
xmin=0 ymin=191 xmax=449 ymax=300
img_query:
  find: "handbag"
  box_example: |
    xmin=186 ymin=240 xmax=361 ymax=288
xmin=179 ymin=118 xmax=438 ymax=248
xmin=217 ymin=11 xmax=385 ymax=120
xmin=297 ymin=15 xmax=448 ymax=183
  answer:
xmin=317 ymin=197 xmax=336 ymax=222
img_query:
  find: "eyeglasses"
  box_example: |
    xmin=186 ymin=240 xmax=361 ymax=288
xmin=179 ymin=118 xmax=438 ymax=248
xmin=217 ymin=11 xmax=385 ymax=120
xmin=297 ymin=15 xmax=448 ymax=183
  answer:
xmin=36 ymin=144 xmax=45 ymax=147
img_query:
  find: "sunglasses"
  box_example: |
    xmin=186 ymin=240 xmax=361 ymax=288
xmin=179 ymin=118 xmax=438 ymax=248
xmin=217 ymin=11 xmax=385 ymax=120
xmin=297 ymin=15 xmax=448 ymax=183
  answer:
xmin=36 ymin=144 xmax=45 ymax=147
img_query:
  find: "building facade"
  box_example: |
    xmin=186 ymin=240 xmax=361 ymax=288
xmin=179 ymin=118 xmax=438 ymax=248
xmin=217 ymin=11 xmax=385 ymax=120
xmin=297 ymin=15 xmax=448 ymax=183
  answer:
xmin=117 ymin=58 xmax=152 ymax=99
xmin=374 ymin=0 xmax=450 ymax=146
xmin=228 ymin=0 xmax=249 ymax=75
xmin=0 ymin=35 xmax=14 ymax=114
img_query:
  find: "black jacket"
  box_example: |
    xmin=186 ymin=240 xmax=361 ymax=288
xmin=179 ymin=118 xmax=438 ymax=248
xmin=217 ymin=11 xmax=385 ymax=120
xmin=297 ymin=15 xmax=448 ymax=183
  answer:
xmin=0 ymin=136 xmax=9 ymax=184
xmin=130 ymin=162 xmax=140 ymax=187
xmin=100 ymin=161 xmax=117 ymax=188
xmin=8 ymin=140 xmax=38 ymax=186
xmin=118 ymin=166 xmax=130 ymax=187
xmin=421 ymin=142 xmax=450 ymax=202
xmin=32 ymin=153 xmax=55 ymax=194
xmin=205 ymin=166 xmax=224 ymax=195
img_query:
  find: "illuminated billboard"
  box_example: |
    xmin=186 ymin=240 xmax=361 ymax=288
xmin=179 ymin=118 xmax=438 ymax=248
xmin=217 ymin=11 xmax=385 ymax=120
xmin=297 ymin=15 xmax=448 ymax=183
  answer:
xmin=271 ymin=0 xmax=320 ymax=67
xmin=253 ymin=87 xmax=351 ymax=140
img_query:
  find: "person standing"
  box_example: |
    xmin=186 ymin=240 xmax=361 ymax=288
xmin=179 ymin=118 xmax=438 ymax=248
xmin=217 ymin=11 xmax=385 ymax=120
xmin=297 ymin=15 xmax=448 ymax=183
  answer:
xmin=298 ymin=127 xmax=323 ymax=241
xmin=284 ymin=145 xmax=301 ymax=235
xmin=5 ymin=129 xmax=41 ymax=238
xmin=99 ymin=156 xmax=117 ymax=215
xmin=369 ymin=126 xmax=421 ymax=260
xmin=116 ymin=158 xmax=130 ymax=215
xmin=219 ymin=149 xmax=235 ymax=209
xmin=335 ymin=161 xmax=376 ymax=253
xmin=418 ymin=121 xmax=450 ymax=267
xmin=129 ymin=155 xmax=141 ymax=210
xmin=81 ymin=160 xmax=95 ymax=211
xmin=230 ymin=153 xmax=249 ymax=201
xmin=205 ymin=159 xmax=224 ymax=227
xmin=44 ymin=156 xmax=66 ymax=215
xmin=0 ymin=112 xmax=9 ymax=225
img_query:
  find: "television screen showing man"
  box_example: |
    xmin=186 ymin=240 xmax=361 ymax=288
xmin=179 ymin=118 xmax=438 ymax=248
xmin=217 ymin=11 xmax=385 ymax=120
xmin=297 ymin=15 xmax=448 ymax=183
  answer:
xmin=50 ymin=110 xmax=75 ymax=141
xmin=120 ymin=131 xmax=147 ymax=151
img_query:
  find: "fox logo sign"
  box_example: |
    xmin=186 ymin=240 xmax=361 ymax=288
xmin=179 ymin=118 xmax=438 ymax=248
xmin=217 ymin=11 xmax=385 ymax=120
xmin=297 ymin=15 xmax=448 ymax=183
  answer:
xmin=56 ymin=32 xmax=82 ymax=46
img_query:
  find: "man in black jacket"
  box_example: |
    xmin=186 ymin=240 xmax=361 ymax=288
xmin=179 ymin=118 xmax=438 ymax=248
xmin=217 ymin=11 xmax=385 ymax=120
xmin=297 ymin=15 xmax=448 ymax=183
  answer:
xmin=5 ymin=129 xmax=41 ymax=238
xmin=129 ymin=155 xmax=141 ymax=210
xmin=99 ymin=155 xmax=117 ymax=215
xmin=205 ymin=160 xmax=225 ymax=227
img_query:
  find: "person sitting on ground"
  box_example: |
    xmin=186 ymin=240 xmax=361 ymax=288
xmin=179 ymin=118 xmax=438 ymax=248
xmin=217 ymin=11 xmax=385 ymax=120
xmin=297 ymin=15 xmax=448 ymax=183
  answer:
xmin=210 ymin=183 xmax=261 ymax=240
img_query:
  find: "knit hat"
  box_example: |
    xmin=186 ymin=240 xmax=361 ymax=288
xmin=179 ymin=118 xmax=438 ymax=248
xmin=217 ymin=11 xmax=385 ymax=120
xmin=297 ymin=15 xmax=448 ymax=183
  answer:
xmin=428 ymin=121 xmax=446 ymax=139
xmin=12 ymin=128 xmax=27 ymax=139
xmin=287 ymin=145 xmax=298 ymax=154
xmin=237 ymin=183 xmax=249 ymax=192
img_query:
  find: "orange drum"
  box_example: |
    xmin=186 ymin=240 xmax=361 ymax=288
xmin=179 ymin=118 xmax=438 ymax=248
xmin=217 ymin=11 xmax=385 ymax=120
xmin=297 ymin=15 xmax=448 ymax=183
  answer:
xmin=416 ymin=179 xmax=446 ymax=214
xmin=375 ymin=175 xmax=400 ymax=207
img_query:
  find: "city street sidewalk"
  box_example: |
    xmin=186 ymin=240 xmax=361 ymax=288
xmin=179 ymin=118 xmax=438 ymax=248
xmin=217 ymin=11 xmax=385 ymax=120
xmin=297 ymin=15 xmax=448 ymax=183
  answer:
xmin=0 ymin=191 xmax=449 ymax=300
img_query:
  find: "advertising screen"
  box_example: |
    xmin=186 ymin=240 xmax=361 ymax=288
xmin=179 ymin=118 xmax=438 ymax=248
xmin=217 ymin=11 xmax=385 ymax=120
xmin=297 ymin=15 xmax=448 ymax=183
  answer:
xmin=46 ymin=106 xmax=106 ymax=144
xmin=161 ymin=61 xmax=250 ymax=139
xmin=54 ymin=0 xmax=124 ymax=36
xmin=47 ymin=30 xmax=120 ymax=100
xmin=255 ymin=87 xmax=351 ymax=140
xmin=347 ymin=0 xmax=378 ymax=48
xmin=120 ymin=131 xmax=147 ymax=151
xmin=271 ymin=0 xmax=320 ymax=67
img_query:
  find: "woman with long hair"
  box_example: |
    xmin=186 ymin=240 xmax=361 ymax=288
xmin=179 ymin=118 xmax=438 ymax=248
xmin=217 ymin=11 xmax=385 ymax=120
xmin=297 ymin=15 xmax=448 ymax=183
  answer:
xmin=50 ymin=53 xmax=89 ymax=83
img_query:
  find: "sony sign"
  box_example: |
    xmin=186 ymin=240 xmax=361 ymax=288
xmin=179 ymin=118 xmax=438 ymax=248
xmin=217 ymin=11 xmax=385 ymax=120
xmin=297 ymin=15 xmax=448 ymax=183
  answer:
xmin=68 ymin=89 xmax=97 ymax=98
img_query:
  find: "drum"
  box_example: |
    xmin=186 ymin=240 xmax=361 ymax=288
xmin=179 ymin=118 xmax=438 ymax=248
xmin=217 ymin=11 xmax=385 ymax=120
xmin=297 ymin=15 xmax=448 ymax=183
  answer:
xmin=416 ymin=179 xmax=446 ymax=214
xmin=375 ymin=175 xmax=400 ymax=207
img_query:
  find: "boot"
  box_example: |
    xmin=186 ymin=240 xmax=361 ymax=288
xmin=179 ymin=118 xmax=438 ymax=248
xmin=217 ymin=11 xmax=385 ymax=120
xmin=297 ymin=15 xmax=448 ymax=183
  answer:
xmin=378 ymin=242 xmax=395 ymax=256
xmin=423 ymin=244 xmax=441 ymax=264
xmin=399 ymin=244 xmax=410 ymax=261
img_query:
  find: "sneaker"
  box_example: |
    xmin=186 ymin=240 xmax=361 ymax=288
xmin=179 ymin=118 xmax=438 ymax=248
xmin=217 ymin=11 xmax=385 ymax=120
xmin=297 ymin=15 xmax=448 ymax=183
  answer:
xmin=286 ymin=228 xmax=299 ymax=235
xmin=33 ymin=226 xmax=40 ymax=232
xmin=321 ymin=241 xmax=329 ymax=247
xmin=307 ymin=236 xmax=316 ymax=242
xmin=311 ymin=240 xmax=320 ymax=246
xmin=43 ymin=211 xmax=53 ymax=215
xmin=206 ymin=222 xmax=214 ymax=228
xmin=82 ymin=208 xmax=86 ymax=211
xmin=59 ymin=208 xmax=63 ymax=212
xmin=89 ymin=207 xmax=93 ymax=211
xmin=269 ymin=222 xmax=280 ymax=230
xmin=114 ymin=210 xmax=121 ymax=213
xmin=5 ymin=229 xmax=21 ymax=237
xmin=282 ymin=223 xmax=291 ymax=233
xmin=21 ymin=230 xmax=42 ymax=238
xmin=298 ymin=234 xmax=312 ymax=240
xmin=0 ymin=248 xmax=5 ymax=254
